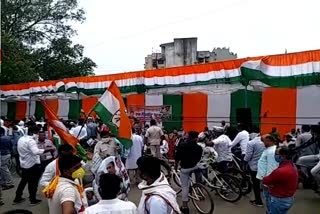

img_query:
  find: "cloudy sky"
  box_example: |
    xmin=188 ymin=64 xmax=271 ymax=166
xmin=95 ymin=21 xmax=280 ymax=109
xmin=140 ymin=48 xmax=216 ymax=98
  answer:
xmin=73 ymin=0 xmax=320 ymax=75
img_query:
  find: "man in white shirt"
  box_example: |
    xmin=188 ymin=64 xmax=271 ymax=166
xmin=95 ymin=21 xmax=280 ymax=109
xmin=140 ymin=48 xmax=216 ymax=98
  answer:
xmin=70 ymin=119 xmax=87 ymax=140
xmin=126 ymin=128 xmax=144 ymax=185
xmin=85 ymin=173 xmax=137 ymax=214
xmin=230 ymin=124 xmax=249 ymax=158
xmin=145 ymin=119 xmax=164 ymax=158
xmin=137 ymin=156 xmax=180 ymax=214
xmin=48 ymin=154 xmax=84 ymax=214
xmin=212 ymin=132 xmax=232 ymax=172
xmin=14 ymin=125 xmax=55 ymax=205
xmin=39 ymin=144 xmax=74 ymax=189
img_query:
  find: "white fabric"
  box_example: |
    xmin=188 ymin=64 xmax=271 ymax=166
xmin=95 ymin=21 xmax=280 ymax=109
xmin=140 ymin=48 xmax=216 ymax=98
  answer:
xmin=18 ymin=135 xmax=45 ymax=169
xmin=138 ymin=173 xmax=181 ymax=214
xmin=160 ymin=140 xmax=169 ymax=155
xmin=230 ymin=130 xmax=249 ymax=155
xmin=71 ymin=125 xmax=88 ymax=140
xmin=213 ymin=135 xmax=232 ymax=162
xmin=94 ymin=156 xmax=130 ymax=201
xmin=39 ymin=159 xmax=57 ymax=189
xmin=26 ymin=101 xmax=36 ymax=119
xmin=126 ymin=134 xmax=144 ymax=170
xmin=145 ymin=126 xmax=164 ymax=146
xmin=84 ymin=199 xmax=137 ymax=214
xmin=58 ymin=99 xmax=69 ymax=119
xmin=145 ymin=95 xmax=163 ymax=106
xmin=48 ymin=177 xmax=82 ymax=214
xmin=0 ymin=102 xmax=8 ymax=117
xmin=296 ymin=85 xmax=320 ymax=125
xmin=207 ymin=94 xmax=231 ymax=127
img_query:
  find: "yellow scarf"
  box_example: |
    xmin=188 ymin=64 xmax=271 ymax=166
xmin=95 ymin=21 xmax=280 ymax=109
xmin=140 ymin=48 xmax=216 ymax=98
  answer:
xmin=43 ymin=176 xmax=84 ymax=199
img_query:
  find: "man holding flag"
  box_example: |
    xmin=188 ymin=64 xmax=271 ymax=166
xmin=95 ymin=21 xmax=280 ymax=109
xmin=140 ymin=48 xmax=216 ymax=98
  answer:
xmin=41 ymin=101 xmax=87 ymax=161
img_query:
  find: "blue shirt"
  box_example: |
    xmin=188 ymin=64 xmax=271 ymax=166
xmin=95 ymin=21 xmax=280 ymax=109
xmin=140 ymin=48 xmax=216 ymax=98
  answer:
xmin=244 ymin=136 xmax=265 ymax=171
xmin=0 ymin=135 xmax=13 ymax=155
xmin=257 ymin=145 xmax=279 ymax=180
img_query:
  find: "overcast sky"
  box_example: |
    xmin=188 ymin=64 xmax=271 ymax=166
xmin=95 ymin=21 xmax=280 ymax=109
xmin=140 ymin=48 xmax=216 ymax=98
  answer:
xmin=72 ymin=0 xmax=320 ymax=75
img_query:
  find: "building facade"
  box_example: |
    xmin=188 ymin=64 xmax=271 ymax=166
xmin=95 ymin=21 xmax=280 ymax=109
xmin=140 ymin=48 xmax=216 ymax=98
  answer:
xmin=144 ymin=37 xmax=237 ymax=69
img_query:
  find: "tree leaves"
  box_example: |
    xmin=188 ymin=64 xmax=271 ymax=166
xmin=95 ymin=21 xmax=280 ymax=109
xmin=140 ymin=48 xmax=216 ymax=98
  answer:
xmin=1 ymin=0 xmax=96 ymax=85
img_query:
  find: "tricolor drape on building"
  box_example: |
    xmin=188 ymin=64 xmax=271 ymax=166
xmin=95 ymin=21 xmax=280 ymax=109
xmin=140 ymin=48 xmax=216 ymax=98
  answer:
xmin=2 ymin=85 xmax=320 ymax=138
xmin=1 ymin=50 xmax=319 ymax=97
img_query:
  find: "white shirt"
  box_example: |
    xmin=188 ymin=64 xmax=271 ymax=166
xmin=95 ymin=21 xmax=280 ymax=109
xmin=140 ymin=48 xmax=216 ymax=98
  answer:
xmin=71 ymin=125 xmax=87 ymax=140
xmin=145 ymin=126 xmax=164 ymax=146
xmin=48 ymin=177 xmax=82 ymax=214
xmin=146 ymin=196 xmax=173 ymax=214
xmin=18 ymin=135 xmax=45 ymax=169
xmin=230 ymin=130 xmax=249 ymax=154
xmin=39 ymin=159 xmax=57 ymax=188
xmin=213 ymin=135 xmax=232 ymax=162
xmin=85 ymin=199 xmax=137 ymax=214
xmin=160 ymin=140 xmax=169 ymax=155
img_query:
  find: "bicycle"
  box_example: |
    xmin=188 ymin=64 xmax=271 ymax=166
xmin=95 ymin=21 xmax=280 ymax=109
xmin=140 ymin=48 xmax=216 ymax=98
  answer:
xmin=199 ymin=158 xmax=243 ymax=203
xmin=224 ymin=154 xmax=252 ymax=195
xmin=171 ymin=166 xmax=215 ymax=214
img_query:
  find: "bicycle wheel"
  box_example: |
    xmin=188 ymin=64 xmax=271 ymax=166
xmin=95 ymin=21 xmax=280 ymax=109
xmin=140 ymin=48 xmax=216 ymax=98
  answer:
xmin=214 ymin=174 xmax=242 ymax=202
xmin=225 ymin=168 xmax=252 ymax=195
xmin=190 ymin=183 xmax=215 ymax=214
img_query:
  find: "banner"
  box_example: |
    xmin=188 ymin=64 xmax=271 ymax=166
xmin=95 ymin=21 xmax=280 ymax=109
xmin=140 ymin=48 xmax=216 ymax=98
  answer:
xmin=128 ymin=105 xmax=172 ymax=124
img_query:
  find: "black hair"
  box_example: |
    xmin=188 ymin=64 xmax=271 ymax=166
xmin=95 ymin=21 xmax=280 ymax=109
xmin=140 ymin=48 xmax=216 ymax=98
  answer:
xmin=251 ymin=126 xmax=260 ymax=133
xmin=136 ymin=156 xmax=160 ymax=180
xmin=107 ymin=161 xmax=115 ymax=167
xmin=78 ymin=119 xmax=85 ymax=126
xmin=301 ymin=125 xmax=311 ymax=132
xmin=27 ymin=125 xmax=40 ymax=135
xmin=58 ymin=144 xmax=74 ymax=155
xmin=132 ymin=128 xmax=136 ymax=134
xmin=278 ymin=147 xmax=294 ymax=160
xmin=99 ymin=173 xmax=121 ymax=200
xmin=150 ymin=119 xmax=156 ymax=126
xmin=58 ymin=154 xmax=82 ymax=175
xmin=188 ymin=131 xmax=199 ymax=140
xmin=100 ymin=130 xmax=109 ymax=138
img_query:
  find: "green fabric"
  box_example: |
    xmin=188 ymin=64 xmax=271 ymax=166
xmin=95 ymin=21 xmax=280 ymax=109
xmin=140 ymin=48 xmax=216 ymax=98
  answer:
xmin=68 ymin=100 xmax=82 ymax=120
xmin=35 ymin=101 xmax=45 ymax=120
xmin=7 ymin=102 xmax=16 ymax=121
xmin=230 ymin=89 xmax=261 ymax=126
xmin=241 ymin=67 xmax=320 ymax=87
xmin=163 ymin=95 xmax=183 ymax=131
xmin=65 ymin=77 xmax=241 ymax=96
xmin=94 ymin=102 xmax=132 ymax=149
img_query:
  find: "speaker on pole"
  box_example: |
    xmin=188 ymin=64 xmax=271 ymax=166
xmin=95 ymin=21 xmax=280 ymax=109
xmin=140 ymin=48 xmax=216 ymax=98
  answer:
xmin=236 ymin=108 xmax=252 ymax=129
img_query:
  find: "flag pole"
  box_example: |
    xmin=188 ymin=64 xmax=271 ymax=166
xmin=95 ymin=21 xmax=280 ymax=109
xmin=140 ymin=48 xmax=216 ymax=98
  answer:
xmin=76 ymin=100 xmax=97 ymax=139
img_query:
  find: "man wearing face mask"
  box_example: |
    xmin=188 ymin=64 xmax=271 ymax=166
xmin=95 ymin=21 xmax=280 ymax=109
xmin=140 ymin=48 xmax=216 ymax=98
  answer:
xmin=48 ymin=154 xmax=85 ymax=214
xmin=13 ymin=125 xmax=55 ymax=205
xmin=262 ymin=147 xmax=298 ymax=214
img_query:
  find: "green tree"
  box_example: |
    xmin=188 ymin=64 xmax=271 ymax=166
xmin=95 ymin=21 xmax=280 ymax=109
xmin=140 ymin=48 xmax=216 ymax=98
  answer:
xmin=1 ymin=0 xmax=96 ymax=85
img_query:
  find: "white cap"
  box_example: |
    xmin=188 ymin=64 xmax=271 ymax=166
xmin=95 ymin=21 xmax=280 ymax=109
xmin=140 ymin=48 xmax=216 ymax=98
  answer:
xmin=18 ymin=121 xmax=25 ymax=126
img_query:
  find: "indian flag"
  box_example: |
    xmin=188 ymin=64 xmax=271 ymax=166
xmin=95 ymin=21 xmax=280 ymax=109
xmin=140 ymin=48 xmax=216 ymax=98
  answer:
xmin=93 ymin=81 xmax=132 ymax=149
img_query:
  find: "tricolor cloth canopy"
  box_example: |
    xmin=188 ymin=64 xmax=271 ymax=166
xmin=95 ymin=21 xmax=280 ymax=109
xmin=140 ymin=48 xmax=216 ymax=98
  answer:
xmin=1 ymin=49 xmax=319 ymax=97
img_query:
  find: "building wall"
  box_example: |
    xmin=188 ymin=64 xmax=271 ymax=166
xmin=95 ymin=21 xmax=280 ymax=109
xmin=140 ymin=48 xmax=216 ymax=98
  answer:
xmin=145 ymin=37 xmax=236 ymax=69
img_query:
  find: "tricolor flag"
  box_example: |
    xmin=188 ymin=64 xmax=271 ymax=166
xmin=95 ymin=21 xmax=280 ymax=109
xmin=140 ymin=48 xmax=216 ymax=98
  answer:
xmin=93 ymin=81 xmax=132 ymax=149
xmin=41 ymin=100 xmax=87 ymax=160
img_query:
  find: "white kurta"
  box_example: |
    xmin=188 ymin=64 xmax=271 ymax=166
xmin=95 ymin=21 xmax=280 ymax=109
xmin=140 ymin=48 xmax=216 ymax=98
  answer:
xmin=126 ymin=134 xmax=144 ymax=170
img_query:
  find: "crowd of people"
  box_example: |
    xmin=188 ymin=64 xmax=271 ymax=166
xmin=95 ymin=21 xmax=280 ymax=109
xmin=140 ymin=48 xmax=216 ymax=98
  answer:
xmin=0 ymin=115 xmax=320 ymax=214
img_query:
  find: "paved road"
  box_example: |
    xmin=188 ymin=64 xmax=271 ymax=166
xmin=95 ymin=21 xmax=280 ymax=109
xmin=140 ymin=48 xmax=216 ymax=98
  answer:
xmin=1 ymin=176 xmax=320 ymax=213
